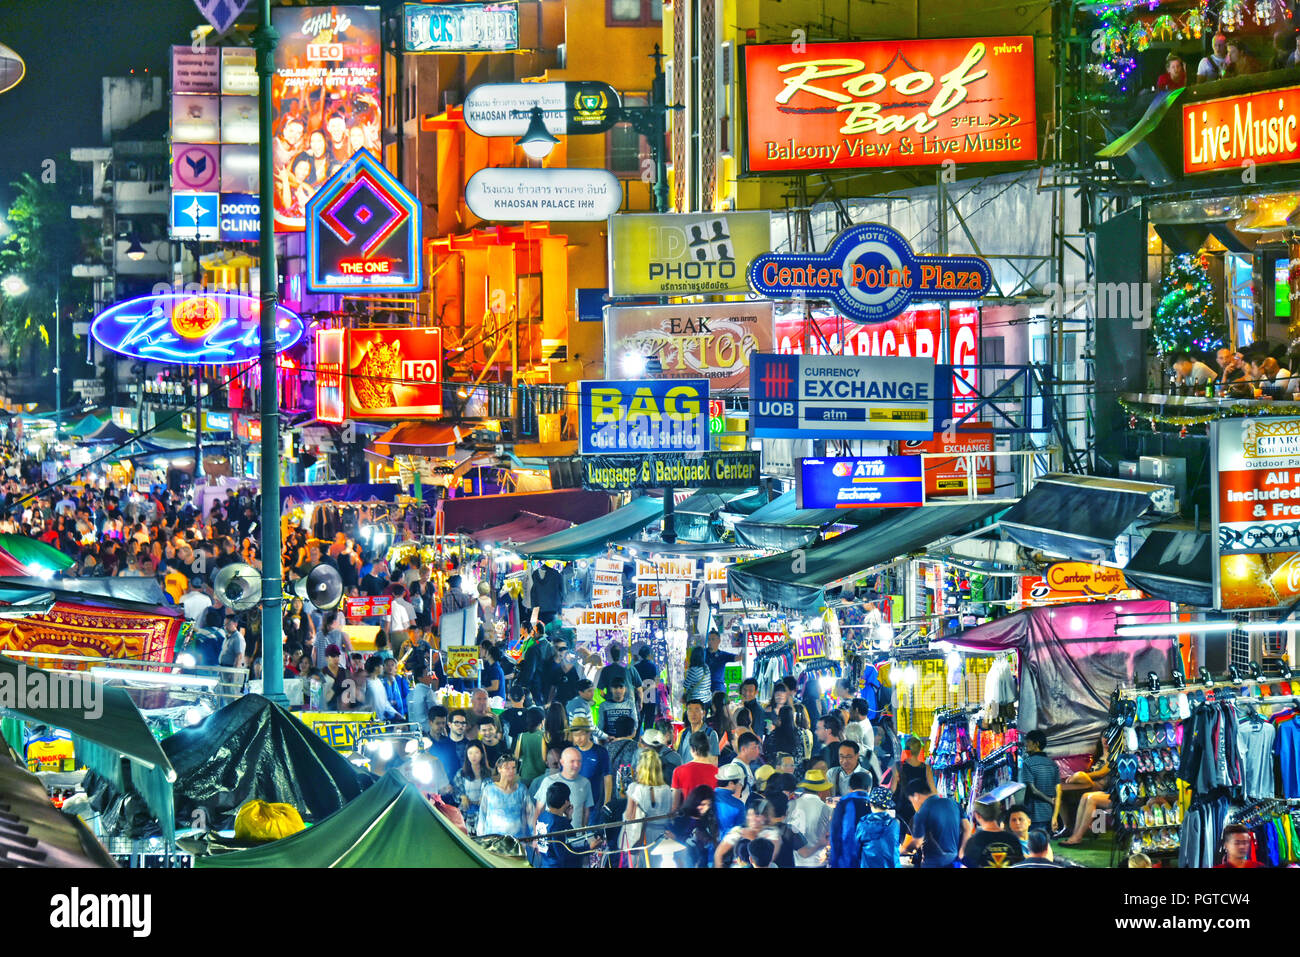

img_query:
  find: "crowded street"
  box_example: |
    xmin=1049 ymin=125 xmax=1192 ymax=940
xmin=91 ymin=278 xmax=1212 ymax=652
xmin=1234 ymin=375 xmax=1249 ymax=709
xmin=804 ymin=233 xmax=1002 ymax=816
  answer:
xmin=0 ymin=0 xmax=1295 ymax=925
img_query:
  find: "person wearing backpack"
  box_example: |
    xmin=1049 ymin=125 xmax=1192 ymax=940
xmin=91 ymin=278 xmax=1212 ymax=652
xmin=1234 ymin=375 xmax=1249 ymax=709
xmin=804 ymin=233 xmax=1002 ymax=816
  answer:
xmin=827 ymin=771 xmax=875 ymax=867
xmin=857 ymin=786 xmax=901 ymax=868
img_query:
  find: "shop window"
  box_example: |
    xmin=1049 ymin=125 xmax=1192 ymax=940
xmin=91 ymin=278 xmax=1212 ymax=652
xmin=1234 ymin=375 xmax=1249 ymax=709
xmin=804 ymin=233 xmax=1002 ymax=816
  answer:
xmin=607 ymin=0 xmax=661 ymax=26
xmin=607 ymin=95 xmax=649 ymax=180
xmin=980 ymin=336 xmax=1005 ymax=365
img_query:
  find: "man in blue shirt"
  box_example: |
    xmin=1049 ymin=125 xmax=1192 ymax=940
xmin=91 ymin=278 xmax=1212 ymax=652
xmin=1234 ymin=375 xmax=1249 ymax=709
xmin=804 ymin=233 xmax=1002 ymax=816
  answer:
xmin=1017 ymin=729 xmax=1061 ymax=833
xmin=533 ymin=781 xmax=589 ymax=868
xmin=902 ymin=779 xmax=968 ymax=867
xmin=714 ymin=762 xmax=748 ymax=833
xmin=704 ymin=631 xmax=738 ymax=694
xmin=569 ymin=715 xmax=613 ymax=811
xmin=423 ymin=706 xmax=458 ymax=795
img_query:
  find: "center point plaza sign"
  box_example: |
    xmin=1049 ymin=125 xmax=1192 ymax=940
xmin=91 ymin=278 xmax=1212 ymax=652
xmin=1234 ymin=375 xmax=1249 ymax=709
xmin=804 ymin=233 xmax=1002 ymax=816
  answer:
xmin=750 ymin=353 xmax=951 ymax=441
xmin=749 ymin=222 xmax=992 ymax=325
xmin=741 ymin=36 xmax=1037 ymax=173
xmin=91 ymin=293 xmax=304 ymax=365
xmin=579 ymin=379 xmax=710 ymax=454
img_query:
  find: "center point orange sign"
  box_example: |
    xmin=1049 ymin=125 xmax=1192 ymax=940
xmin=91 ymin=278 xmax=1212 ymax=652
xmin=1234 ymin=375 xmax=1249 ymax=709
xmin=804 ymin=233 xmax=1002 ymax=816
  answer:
xmin=742 ymin=37 xmax=1037 ymax=172
xmin=1183 ymin=86 xmax=1300 ymax=174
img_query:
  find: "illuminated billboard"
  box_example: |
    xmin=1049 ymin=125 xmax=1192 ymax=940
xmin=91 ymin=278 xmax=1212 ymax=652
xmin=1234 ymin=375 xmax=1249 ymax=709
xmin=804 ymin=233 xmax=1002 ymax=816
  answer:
xmin=91 ymin=293 xmax=304 ymax=365
xmin=271 ymin=5 xmax=382 ymax=231
xmin=342 ymin=328 xmax=444 ymax=419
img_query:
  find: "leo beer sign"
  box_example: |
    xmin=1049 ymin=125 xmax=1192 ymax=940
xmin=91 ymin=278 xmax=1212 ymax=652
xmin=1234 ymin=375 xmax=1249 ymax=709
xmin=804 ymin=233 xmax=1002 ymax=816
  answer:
xmin=741 ymin=36 xmax=1037 ymax=173
xmin=900 ymin=424 xmax=993 ymax=497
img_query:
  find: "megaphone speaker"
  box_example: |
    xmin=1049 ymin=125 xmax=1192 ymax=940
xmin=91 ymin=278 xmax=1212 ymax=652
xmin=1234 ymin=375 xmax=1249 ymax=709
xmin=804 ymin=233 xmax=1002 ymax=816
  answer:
xmin=214 ymin=563 xmax=262 ymax=612
xmin=305 ymin=563 xmax=344 ymax=611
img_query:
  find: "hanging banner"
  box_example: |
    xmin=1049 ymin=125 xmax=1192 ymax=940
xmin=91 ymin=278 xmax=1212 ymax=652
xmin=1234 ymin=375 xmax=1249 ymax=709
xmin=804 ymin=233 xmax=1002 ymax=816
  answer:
xmin=306 ymin=149 xmax=422 ymax=292
xmin=740 ymin=36 xmax=1037 ymax=173
xmin=604 ymin=301 xmax=774 ymax=392
xmin=750 ymin=353 xmax=951 ymax=440
xmin=749 ymin=222 xmax=992 ymax=324
xmin=582 ymin=451 xmax=761 ymax=490
xmin=608 ymin=211 xmax=772 ymax=297
xmin=900 ymin=423 xmax=994 ymax=496
xmin=463 ymin=81 xmax=622 ymax=136
xmin=1213 ymin=416 xmax=1300 ymax=609
xmin=797 ymin=455 xmax=926 ymax=508
xmin=593 ymin=558 xmax=624 ymax=584
xmin=578 ymin=378 xmax=710 ymax=454
xmin=403 ymin=1 xmax=519 ymax=53
xmin=271 ymin=5 xmax=382 ymax=231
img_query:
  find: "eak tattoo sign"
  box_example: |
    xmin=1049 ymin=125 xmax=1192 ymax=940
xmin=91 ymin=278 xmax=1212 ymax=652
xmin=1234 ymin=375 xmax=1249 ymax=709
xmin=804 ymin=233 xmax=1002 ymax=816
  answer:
xmin=748 ymin=222 xmax=992 ymax=324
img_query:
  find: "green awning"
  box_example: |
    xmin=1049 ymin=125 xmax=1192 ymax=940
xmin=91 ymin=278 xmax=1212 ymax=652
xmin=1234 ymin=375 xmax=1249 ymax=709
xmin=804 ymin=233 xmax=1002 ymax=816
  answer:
xmin=518 ymin=496 xmax=663 ymax=561
xmin=0 ymin=654 xmax=176 ymax=842
xmin=196 ymin=770 xmax=529 ymax=868
xmin=1096 ymin=86 xmax=1183 ymax=158
xmin=0 ymin=534 xmax=74 ymax=572
xmin=69 ymin=411 xmax=110 ymax=438
xmin=728 ymin=502 xmax=1005 ymax=613
xmin=733 ymin=490 xmax=867 ymax=551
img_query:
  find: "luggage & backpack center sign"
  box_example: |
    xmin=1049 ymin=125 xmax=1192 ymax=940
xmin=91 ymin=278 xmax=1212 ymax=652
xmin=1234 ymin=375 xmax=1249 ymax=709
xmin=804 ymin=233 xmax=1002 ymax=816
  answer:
xmin=749 ymin=222 xmax=991 ymax=324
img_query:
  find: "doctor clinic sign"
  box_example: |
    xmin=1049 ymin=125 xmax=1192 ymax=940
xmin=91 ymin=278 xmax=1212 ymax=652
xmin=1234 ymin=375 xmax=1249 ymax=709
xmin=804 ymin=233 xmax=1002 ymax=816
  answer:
xmin=741 ymin=36 xmax=1037 ymax=172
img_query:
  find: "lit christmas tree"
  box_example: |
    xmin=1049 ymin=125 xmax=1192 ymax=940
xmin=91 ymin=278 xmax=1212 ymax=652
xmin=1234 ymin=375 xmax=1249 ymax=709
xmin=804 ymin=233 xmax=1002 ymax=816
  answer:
xmin=1152 ymin=252 xmax=1225 ymax=356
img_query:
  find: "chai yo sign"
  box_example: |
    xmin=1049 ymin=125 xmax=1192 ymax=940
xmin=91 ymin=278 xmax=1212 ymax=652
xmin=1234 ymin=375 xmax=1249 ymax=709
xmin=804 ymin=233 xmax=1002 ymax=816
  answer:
xmin=749 ymin=223 xmax=992 ymax=324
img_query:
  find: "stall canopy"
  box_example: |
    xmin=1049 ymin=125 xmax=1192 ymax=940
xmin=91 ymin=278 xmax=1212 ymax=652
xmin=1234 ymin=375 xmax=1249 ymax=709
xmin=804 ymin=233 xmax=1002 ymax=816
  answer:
xmin=79 ymin=420 xmax=135 ymax=445
xmin=951 ymin=598 xmax=1176 ymax=757
xmin=161 ymin=695 xmax=364 ymax=829
xmin=518 ymin=496 xmax=663 ymax=561
xmin=196 ymin=769 xmax=528 ymax=868
xmin=733 ymin=490 xmax=864 ymax=551
xmin=0 ymin=534 xmax=75 ymax=572
xmin=1121 ymin=528 xmax=1213 ymax=608
xmin=69 ymin=411 xmax=110 ymax=438
xmin=0 ymin=751 xmax=116 ymax=867
xmin=442 ymin=489 xmax=610 ymax=533
xmin=728 ymin=502 xmax=1004 ymax=613
xmin=471 ymin=511 xmax=573 ymax=546
xmin=0 ymin=654 xmax=176 ymax=841
xmin=0 ymin=575 xmax=170 ymax=610
xmin=999 ymin=474 xmax=1165 ymax=562
xmin=370 ymin=422 xmax=460 ymax=458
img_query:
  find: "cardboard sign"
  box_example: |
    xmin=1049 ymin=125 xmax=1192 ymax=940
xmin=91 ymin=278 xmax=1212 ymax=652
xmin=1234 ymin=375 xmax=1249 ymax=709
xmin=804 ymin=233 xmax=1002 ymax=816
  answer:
xmin=299 ymin=711 xmax=376 ymax=753
xmin=795 ymin=631 xmax=826 ymax=660
xmin=593 ymin=558 xmax=624 ymax=585
xmin=635 ymin=558 xmax=698 ymax=580
xmin=561 ymin=608 xmax=631 ymax=628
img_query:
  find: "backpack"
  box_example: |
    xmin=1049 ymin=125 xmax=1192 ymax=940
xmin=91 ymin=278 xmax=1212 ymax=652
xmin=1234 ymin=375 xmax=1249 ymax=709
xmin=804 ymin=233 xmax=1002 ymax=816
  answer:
xmin=828 ymin=795 xmax=872 ymax=868
xmin=856 ymin=812 xmax=900 ymax=868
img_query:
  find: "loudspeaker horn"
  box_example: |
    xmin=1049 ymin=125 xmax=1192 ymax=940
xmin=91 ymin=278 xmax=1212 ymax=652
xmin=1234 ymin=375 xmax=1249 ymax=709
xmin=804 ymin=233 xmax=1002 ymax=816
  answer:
xmin=213 ymin=563 xmax=262 ymax=612
xmin=304 ymin=562 xmax=344 ymax=611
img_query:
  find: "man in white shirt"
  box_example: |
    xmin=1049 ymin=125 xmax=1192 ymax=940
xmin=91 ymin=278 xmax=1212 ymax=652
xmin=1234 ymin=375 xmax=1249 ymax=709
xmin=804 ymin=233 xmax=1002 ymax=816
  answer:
xmin=848 ymin=698 xmax=876 ymax=752
xmin=388 ymin=588 xmax=415 ymax=650
xmin=787 ymin=769 xmax=834 ymax=867
xmin=179 ymin=581 xmax=213 ymax=623
xmin=1197 ymin=33 xmax=1228 ymax=82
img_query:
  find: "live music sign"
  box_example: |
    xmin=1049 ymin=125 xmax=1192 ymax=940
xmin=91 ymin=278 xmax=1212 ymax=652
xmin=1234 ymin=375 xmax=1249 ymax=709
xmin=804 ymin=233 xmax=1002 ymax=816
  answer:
xmin=1183 ymin=86 xmax=1300 ymax=174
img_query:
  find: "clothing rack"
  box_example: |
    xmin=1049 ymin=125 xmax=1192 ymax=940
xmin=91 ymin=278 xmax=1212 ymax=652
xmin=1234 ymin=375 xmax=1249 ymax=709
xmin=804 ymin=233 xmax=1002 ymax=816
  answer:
xmin=1230 ymin=797 xmax=1300 ymax=828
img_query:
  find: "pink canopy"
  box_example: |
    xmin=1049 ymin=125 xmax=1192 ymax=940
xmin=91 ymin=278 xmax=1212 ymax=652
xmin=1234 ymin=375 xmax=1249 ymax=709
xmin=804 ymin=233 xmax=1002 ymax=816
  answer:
xmin=471 ymin=511 xmax=574 ymax=547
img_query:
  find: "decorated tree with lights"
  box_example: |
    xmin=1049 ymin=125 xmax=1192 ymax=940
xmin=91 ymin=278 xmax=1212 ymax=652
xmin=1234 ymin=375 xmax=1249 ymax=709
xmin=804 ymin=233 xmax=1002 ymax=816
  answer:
xmin=1152 ymin=252 xmax=1225 ymax=356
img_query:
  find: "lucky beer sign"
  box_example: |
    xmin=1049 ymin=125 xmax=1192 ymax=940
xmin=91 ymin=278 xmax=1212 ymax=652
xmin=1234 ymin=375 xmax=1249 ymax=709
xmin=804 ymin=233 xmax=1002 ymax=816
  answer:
xmin=741 ymin=36 xmax=1037 ymax=172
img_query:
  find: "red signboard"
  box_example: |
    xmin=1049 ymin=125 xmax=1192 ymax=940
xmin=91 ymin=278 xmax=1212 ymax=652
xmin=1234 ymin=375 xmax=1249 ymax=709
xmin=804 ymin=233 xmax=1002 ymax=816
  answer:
xmin=341 ymin=327 xmax=443 ymax=419
xmin=900 ymin=423 xmax=993 ymax=497
xmin=315 ymin=328 xmax=346 ymax=424
xmin=775 ymin=305 xmax=980 ymax=417
xmin=346 ymin=596 xmax=392 ymax=618
xmin=747 ymin=630 xmax=784 ymax=654
xmin=1184 ymin=85 xmax=1300 ymax=174
xmin=742 ymin=36 xmax=1037 ymax=173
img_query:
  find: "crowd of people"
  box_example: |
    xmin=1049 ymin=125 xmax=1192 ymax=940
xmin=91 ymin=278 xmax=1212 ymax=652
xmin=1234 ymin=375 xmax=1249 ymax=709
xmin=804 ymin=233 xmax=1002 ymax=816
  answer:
xmin=1169 ymin=343 xmax=1300 ymax=399
xmin=1154 ymin=29 xmax=1299 ymax=93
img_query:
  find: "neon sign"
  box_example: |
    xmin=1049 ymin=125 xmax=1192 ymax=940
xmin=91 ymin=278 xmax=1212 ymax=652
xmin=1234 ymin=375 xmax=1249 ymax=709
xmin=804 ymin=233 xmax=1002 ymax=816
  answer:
xmin=90 ymin=293 xmax=305 ymax=365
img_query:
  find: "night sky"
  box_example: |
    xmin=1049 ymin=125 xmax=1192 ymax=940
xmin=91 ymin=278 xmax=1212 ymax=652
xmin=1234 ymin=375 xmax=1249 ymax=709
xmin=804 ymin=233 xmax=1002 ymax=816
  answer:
xmin=0 ymin=0 xmax=202 ymax=206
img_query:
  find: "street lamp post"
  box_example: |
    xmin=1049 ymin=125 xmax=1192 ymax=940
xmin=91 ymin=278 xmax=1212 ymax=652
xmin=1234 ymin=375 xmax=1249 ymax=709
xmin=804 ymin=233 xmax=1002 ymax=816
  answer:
xmin=622 ymin=45 xmax=679 ymax=214
xmin=254 ymin=0 xmax=286 ymax=706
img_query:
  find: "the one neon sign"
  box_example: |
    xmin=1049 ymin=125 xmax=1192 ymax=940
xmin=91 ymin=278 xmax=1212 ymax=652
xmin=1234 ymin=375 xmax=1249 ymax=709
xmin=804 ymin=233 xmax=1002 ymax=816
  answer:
xmin=90 ymin=292 xmax=305 ymax=365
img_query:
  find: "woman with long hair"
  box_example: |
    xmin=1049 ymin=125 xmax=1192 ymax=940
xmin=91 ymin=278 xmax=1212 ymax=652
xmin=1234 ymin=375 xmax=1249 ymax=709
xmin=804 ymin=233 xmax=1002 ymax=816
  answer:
xmin=543 ymin=700 xmax=569 ymax=755
xmin=666 ymin=784 xmax=719 ymax=868
xmin=622 ymin=748 xmax=674 ymax=865
xmin=682 ymin=645 xmax=710 ymax=705
xmin=476 ymin=754 xmax=532 ymax=839
xmin=453 ymin=741 xmax=491 ymax=830
xmin=708 ymin=690 xmax=733 ymax=743
xmin=512 ymin=706 xmax=549 ymax=787
xmin=764 ymin=705 xmax=800 ymax=766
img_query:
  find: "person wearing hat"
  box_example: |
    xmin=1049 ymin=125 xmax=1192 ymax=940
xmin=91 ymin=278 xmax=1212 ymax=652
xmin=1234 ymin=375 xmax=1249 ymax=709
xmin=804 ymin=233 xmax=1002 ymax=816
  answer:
xmin=753 ymin=763 xmax=777 ymax=792
xmin=857 ymin=786 xmax=901 ymax=868
xmin=788 ymin=768 xmax=834 ymax=867
xmin=960 ymin=800 xmax=1024 ymax=868
xmin=643 ymin=721 xmax=683 ymax=778
xmin=714 ymin=761 xmax=749 ymax=834
xmin=567 ymin=714 xmax=613 ymax=812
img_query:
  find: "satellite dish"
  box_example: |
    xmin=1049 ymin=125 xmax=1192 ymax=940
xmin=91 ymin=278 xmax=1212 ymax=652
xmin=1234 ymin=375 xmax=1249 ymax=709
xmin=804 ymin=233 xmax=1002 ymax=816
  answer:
xmin=304 ymin=563 xmax=344 ymax=611
xmin=214 ymin=563 xmax=262 ymax=612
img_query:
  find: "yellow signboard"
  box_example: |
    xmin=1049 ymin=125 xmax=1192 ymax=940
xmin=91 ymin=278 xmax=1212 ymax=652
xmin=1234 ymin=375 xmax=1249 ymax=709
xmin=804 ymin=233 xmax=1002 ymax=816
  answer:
xmin=298 ymin=711 xmax=375 ymax=753
xmin=446 ymin=647 xmax=479 ymax=680
xmin=607 ymin=211 xmax=771 ymax=297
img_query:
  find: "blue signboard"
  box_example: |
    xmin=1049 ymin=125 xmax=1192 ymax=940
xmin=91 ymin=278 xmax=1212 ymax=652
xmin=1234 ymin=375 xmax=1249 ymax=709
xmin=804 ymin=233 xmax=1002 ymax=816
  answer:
xmin=579 ymin=378 xmax=710 ymax=454
xmin=798 ymin=456 xmax=925 ymax=509
xmin=171 ymin=191 xmax=219 ymax=240
xmin=90 ymin=293 xmax=304 ymax=365
xmin=748 ymin=222 xmax=992 ymax=324
xmin=219 ymin=193 xmax=259 ymax=242
xmin=750 ymin=353 xmax=950 ymax=441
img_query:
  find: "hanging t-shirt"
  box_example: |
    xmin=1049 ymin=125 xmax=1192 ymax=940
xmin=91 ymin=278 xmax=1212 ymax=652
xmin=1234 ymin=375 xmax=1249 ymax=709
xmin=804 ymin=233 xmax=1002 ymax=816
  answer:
xmin=1238 ymin=716 xmax=1276 ymax=800
xmin=961 ymin=829 xmax=1025 ymax=868
xmin=1276 ymin=716 xmax=1300 ymax=799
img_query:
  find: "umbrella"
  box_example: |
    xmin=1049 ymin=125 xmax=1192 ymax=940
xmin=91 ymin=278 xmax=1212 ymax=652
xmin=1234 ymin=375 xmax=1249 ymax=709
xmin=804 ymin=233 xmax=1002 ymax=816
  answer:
xmin=0 ymin=534 xmax=75 ymax=572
